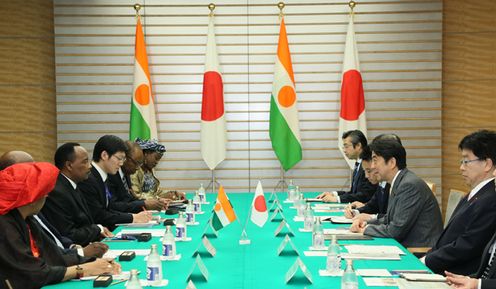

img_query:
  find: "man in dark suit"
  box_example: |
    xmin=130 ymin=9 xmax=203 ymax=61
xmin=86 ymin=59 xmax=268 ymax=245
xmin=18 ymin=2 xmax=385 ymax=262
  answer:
xmin=446 ymin=221 xmax=496 ymax=288
xmin=424 ymin=130 xmax=496 ymax=275
xmin=79 ymin=135 xmax=151 ymax=230
xmin=107 ymin=141 xmax=166 ymax=213
xmin=350 ymin=138 xmax=443 ymax=247
xmin=344 ymin=146 xmax=390 ymax=221
xmin=42 ymin=143 xmax=114 ymax=246
xmin=317 ymin=130 xmax=378 ymax=203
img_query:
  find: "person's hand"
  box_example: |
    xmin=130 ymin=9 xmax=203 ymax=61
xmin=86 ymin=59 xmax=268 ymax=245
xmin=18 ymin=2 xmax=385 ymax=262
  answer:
xmin=354 ymin=213 xmax=373 ymax=222
xmin=316 ymin=192 xmax=329 ymax=199
xmin=350 ymin=219 xmax=367 ymax=233
xmin=351 ymin=201 xmax=364 ymax=209
xmin=344 ymin=206 xmax=356 ymax=219
xmin=81 ymin=258 xmax=121 ymax=276
xmin=144 ymin=199 xmax=163 ymax=210
xmin=83 ymin=242 xmax=109 ymax=258
xmin=177 ymin=191 xmax=186 ymax=200
xmin=132 ymin=211 xmax=152 ymax=223
xmin=100 ymin=226 xmax=113 ymax=238
xmin=321 ymin=193 xmax=337 ymax=203
xmin=159 ymin=198 xmax=170 ymax=210
xmin=445 ymin=271 xmax=478 ymax=289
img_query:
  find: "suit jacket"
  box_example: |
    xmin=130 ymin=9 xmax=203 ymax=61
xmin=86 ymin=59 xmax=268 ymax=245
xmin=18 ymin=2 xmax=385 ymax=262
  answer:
xmin=358 ymin=182 xmax=390 ymax=217
xmin=42 ymin=174 xmax=102 ymax=246
xmin=79 ymin=167 xmax=133 ymax=230
xmin=337 ymin=162 xmax=378 ymax=203
xmin=473 ymin=230 xmax=496 ymax=288
xmin=425 ymin=180 xmax=496 ymax=275
xmin=107 ymin=172 xmax=145 ymax=214
xmin=365 ymin=168 xmax=443 ymax=247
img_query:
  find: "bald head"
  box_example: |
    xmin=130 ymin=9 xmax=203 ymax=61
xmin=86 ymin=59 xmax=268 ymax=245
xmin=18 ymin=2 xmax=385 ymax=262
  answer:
xmin=0 ymin=151 xmax=34 ymax=170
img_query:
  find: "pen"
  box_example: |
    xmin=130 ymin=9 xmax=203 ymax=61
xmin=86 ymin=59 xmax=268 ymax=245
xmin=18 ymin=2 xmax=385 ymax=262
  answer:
xmin=110 ymin=279 xmax=127 ymax=286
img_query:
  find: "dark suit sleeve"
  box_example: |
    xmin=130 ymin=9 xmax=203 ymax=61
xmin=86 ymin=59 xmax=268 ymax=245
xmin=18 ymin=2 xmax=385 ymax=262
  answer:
xmin=339 ymin=170 xmax=378 ymax=203
xmin=358 ymin=188 xmax=380 ymax=214
xmin=109 ymin=198 xmax=145 ymax=214
xmin=42 ymin=191 xmax=101 ymax=246
xmin=482 ymin=279 xmax=496 ymax=289
xmin=108 ymin=174 xmax=146 ymax=214
xmin=79 ymin=176 xmax=133 ymax=229
xmin=364 ymin=180 xmax=424 ymax=240
xmin=425 ymin=200 xmax=496 ymax=274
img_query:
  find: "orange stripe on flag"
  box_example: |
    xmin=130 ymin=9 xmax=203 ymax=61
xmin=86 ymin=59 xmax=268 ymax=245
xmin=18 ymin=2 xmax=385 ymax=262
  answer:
xmin=277 ymin=18 xmax=295 ymax=84
xmin=217 ymin=186 xmax=237 ymax=222
xmin=135 ymin=17 xmax=151 ymax=85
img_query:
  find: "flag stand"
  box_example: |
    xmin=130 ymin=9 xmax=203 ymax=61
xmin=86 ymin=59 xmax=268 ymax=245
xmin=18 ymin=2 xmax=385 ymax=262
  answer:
xmin=272 ymin=167 xmax=287 ymax=195
xmin=205 ymin=169 xmax=220 ymax=194
xmin=239 ymin=198 xmax=253 ymax=245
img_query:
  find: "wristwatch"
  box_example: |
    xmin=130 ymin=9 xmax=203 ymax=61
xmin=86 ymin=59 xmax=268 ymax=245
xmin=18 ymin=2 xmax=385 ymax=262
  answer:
xmin=75 ymin=265 xmax=84 ymax=279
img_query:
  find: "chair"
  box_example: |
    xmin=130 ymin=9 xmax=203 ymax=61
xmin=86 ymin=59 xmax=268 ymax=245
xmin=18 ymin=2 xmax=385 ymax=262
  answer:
xmin=444 ymin=189 xmax=466 ymax=227
xmin=425 ymin=181 xmax=436 ymax=196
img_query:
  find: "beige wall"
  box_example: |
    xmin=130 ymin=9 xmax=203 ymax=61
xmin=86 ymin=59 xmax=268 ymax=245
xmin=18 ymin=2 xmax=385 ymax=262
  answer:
xmin=0 ymin=0 xmax=57 ymax=162
xmin=442 ymin=0 xmax=496 ymax=213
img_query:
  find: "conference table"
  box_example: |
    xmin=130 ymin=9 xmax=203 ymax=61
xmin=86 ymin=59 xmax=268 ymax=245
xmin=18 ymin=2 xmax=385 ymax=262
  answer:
xmin=45 ymin=192 xmax=433 ymax=289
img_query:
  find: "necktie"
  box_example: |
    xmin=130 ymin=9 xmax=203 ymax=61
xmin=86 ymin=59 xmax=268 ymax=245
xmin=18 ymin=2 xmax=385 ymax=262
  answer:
xmin=122 ymin=174 xmax=130 ymax=192
xmin=104 ymin=181 xmax=112 ymax=208
xmin=481 ymin=242 xmax=496 ymax=279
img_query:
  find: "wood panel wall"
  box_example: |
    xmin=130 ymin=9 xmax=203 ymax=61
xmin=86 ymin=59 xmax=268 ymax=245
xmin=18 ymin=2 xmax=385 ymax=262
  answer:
xmin=442 ymin=0 xmax=496 ymax=213
xmin=54 ymin=0 xmax=442 ymax=195
xmin=0 ymin=0 xmax=57 ymax=162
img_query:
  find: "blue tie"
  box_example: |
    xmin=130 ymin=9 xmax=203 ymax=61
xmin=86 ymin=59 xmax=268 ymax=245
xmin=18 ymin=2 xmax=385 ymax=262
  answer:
xmin=104 ymin=181 xmax=112 ymax=208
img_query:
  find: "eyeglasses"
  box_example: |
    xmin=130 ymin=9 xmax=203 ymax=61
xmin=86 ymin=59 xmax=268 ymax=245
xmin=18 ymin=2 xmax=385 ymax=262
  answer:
xmin=127 ymin=156 xmax=143 ymax=166
xmin=460 ymin=158 xmax=481 ymax=166
xmin=112 ymin=154 xmax=126 ymax=163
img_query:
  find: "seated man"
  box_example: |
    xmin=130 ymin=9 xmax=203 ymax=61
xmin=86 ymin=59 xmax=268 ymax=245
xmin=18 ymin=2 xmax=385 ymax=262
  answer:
xmin=0 ymin=162 xmax=120 ymax=288
xmin=344 ymin=145 xmax=390 ymax=221
xmin=79 ymin=135 xmax=152 ymax=230
xmin=316 ymin=130 xmax=377 ymax=203
xmin=108 ymin=140 xmax=167 ymax=213
xmin=425 ymin=130 xmax=496 ymax=275
xmin=350 ymin=138 xmax=443 ymax=247
xmin=42 ymin=143 xmax=114 ymax=246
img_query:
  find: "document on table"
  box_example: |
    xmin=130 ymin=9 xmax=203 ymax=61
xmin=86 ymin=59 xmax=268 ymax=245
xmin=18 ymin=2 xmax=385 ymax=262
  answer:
xmin=118 ymin=229 xmax=165 ymax=237
xmin=103 ymin=249 xmax=151 ymax=259
xmin=341 ymin=253 xmax=401 ymax=260
xmin=345 ymin=245 xmax=406 ymax=255
xmin=323 ymin=228 xmax=357 ymax=235
xmin=363 ymin=278 xmax=398 ymax=287
xmin=400 ymin=273 xmax=446 ymax=282
xmin=115 ymin=221 xmax=158 ymax=227
xmin=396 ymin=278 xmax=451 ymax=289
xmin=356 ymin=269 xmax=392 ymax=277
xmin=329 ymin=216 xmax=353 ymax=224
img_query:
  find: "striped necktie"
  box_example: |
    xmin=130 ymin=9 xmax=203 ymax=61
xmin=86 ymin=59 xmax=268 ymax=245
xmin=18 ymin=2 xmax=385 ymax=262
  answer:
xmin=481 ymin=243 xmax=496 ymax=279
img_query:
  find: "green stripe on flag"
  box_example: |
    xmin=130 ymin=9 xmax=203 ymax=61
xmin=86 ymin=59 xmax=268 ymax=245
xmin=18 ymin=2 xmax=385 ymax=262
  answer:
xmin=211 ymin=213 xmax=224 ymax=231
xmin=130 ymin=102 xmax=151 ymax=140
xmin=269 ymin=94 xmax=302 ymax=171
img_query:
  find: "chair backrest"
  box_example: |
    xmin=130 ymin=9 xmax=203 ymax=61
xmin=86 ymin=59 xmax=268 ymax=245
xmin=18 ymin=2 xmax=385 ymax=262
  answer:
xmin=425 ymin=181 xmax=436 ymax=196
xmin=444 ymin=189 xmax=466 ymax=227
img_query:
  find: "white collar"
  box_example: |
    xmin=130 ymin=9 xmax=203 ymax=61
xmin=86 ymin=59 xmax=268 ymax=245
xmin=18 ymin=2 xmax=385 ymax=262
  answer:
xmin=468 ymin=177 xmax=495 ymax=201
xmin=61 ymin=173 xmax=77 ymax=190
xmin=118 ymin=168 xmax=125 ymax=179
xmin=379 ymin=181 xmax=387 ymax=188
xmin=390 ymin=169 xmax=402 ymax=192
xmin=92 ymin=161 xmax=108 ymax=182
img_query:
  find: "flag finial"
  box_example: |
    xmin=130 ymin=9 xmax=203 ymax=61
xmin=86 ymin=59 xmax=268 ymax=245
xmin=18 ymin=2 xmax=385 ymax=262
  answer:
xmin=277 ymin=2 xmax=285 ymax=18
xmin=348 ymin=1 xmax=356 ymax=14
xmin=133 ymin=3 xmax=141 ymax=14
xmin=208 ymin=3 xmax=216 ymax=16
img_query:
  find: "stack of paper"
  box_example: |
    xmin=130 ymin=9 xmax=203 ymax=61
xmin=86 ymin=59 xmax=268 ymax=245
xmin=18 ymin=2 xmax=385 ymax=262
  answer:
xmin=345 ymin=245 xmax=405 ymax=255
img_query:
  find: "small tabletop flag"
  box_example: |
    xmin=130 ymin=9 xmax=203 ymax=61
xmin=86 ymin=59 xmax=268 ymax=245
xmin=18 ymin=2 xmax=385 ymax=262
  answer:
xmin=338 ymin=14 xmax=367 ymax=168
xmin=251 ymin=181 xmax=268 ymax=227
xmin=130 ymin=16 xmax=158 ymax=141
xmin=211 ymin=186 xmax=236 ymax=231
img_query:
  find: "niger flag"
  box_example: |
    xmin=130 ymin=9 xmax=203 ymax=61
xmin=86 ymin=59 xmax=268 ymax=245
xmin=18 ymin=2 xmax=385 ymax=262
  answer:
xmin=211 ymin=186 xmax=236 ymax=231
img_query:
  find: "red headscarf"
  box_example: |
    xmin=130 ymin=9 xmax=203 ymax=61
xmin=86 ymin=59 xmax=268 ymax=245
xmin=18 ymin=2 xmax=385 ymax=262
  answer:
xmin=0 ymin=162 xmax=59 ymax=215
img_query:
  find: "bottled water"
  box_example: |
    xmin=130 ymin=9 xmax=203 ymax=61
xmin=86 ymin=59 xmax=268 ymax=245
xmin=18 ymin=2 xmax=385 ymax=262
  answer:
xmin=185 ymin=200 xmax=195 ymax=223
xmin=341 ymin=259 xmax=358 ymax=289
xmin=193 ymin=191 xmax=202 ymax=212
xmin=126 ymin=269 xmax=142 ymax=289
xmin=303 ymin=203 xmax=314 ymax=230
xmin=312 ymin=217 xmax=325 ymax=249
xmin=162 ymin=225 xmax=176 ymax=259
xmin=176 ymin=212 xmax=187 ymax=240
xmin=294 ymin=185 xmax=300 ymax=201
xmin=287 ymin=179 xmax=296 ymax=201
xmin=146 ymin=244 xmax=162 ymax=286
xmin=326 ymin=235 xmax=341 ymax=274
xmin=198 ymin=184 xmax=206 ymax=203
xmin=297 ymin=193 xmax=306 ymax=217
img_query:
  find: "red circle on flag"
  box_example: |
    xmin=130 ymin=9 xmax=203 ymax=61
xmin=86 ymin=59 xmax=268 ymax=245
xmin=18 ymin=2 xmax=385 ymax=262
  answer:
xmin=135 ymin=84 xmax=150 ymax=105
xmin=340 ymin=70 xmax=365 ymax=121
xmin=254 ymin=195 xmax=267 ymax=212
xmin=278 ymin=85 xmax=296 ymax=108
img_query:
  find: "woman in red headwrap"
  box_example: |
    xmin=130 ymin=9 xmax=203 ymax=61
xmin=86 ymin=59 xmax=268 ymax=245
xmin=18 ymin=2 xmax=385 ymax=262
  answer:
xmin=0 ymin=162 xmax=121 ymax=289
